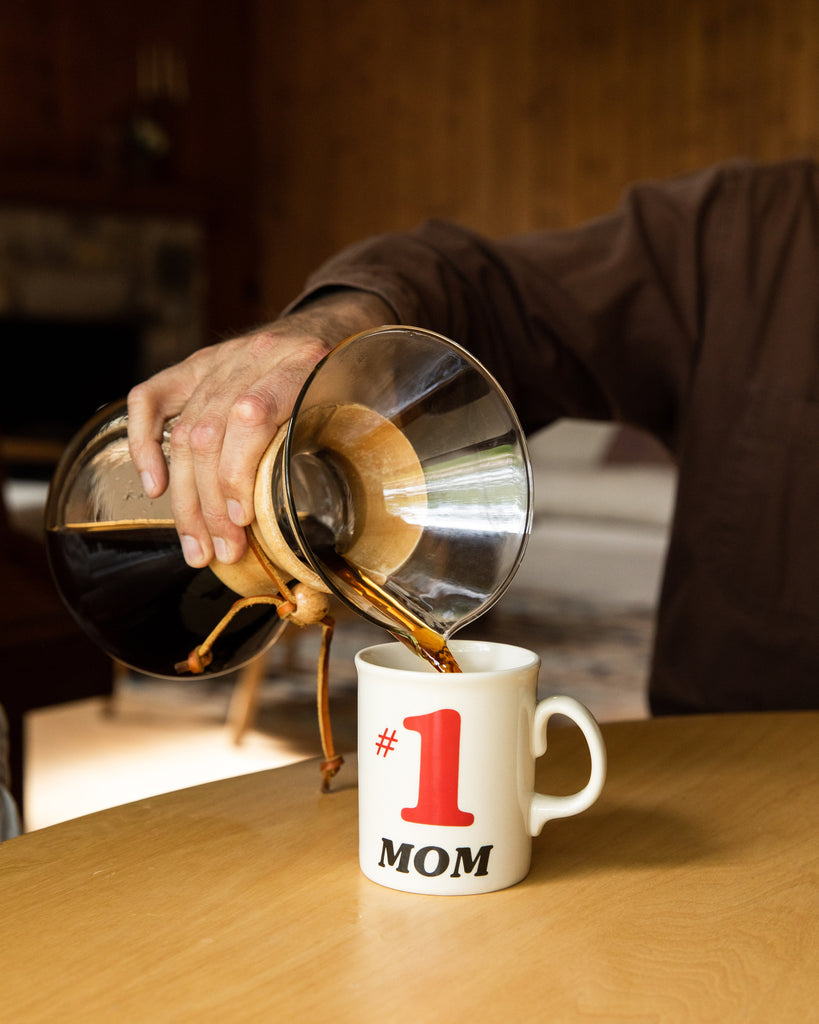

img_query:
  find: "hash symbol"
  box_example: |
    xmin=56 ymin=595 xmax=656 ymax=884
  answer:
xmin=375 ymin=728 xmax=398 ymax=757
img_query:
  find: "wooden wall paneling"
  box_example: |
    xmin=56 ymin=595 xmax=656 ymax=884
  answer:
xmin=255 ymin=0 xmax=819 ymax=319
xmin=0 ymin=0 xmax=131 ymax=174
xmin=2 ymin=0 xmax=817 ymax=332
xmin=0 ymin=0 xmax=260 ymax=338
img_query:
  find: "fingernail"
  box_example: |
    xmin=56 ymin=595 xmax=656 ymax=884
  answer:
xmin=140 ymin=470 xmax=156 ymax=496
xmin=180 ymin=534 xmax=204 ymax=566
xmin=227 ymin=499 xmax=246 ymax=526
xmin=213 ymin=536 xmax=231 ymax=563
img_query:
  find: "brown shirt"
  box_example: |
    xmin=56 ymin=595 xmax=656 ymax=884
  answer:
xmin=293 ymin=158 xmax=819 ymax=713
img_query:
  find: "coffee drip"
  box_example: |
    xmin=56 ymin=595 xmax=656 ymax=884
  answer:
xmin=315 ymin=543 xmax=462 ymax=673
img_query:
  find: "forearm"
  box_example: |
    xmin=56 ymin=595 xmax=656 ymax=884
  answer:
xmin=287 ymin=220 xmax=615 ymax=433
xmin=285 ymin=168 xmax=731 ymax=442
xmin=275 ymin=286 xmax=396 ymax=348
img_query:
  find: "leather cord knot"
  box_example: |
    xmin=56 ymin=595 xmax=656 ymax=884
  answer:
xmin=175 ymin=542 xmax=344 ymax=793
xmin=320 ymin=755 xmax=345 ymax=792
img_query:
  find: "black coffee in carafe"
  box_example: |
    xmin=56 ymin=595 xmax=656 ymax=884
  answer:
xmin=47 ymin=521 xmax=283 ymax=677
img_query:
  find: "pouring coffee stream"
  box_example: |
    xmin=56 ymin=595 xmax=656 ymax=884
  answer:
xmin=314 ymin=544 xmax=463 ymax=674
xmin=46 ymin=327 xmax=532 ymax=789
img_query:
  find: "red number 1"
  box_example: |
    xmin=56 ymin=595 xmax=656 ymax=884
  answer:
xmin=401 ymin=709 xmax=475 ymax=826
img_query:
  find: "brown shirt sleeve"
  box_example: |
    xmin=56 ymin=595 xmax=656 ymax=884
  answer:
xmin=291 ymin=159 xmax=764 ymax=449
xmin=290 ymin=158 xmax=819 ymax=713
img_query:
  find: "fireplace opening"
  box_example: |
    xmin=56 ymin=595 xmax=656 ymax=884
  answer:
xmin=0 ymin=207 xmax=205 ymax=482
xmin=0 ymin=315 xmax=143 ymax=479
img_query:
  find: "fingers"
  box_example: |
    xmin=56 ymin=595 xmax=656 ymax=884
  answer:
xmin=127 ymin=332 xmax=320 ymax=568
xmin=125 ymin=290 xmax=392 ymax=570
xmin=166 ymin=409 xmax=245 ymax=567
xmin=181 ymin=389 xmax=280 ymax=564
xmin=127 ymin=380 xmax=172 ymax=499
xmin=197 ymin=334 xmax=329 ymax=552
xmin=219 ymin=389 xmax=280 ymax=528
xmin=215 ymin=340 xmax=326 ymax=529
xmin=127 ymin=348 xmax=217 ymax=499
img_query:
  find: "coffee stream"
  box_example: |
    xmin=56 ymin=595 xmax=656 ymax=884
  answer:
xmin=298 ymin=510 xmax=463 ymax=674
xmin=317 ymin=546 xmax=462 ymax=673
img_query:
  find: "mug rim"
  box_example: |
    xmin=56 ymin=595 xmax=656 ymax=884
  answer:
xmin=355 ymin=639 xmax=540 ymax=676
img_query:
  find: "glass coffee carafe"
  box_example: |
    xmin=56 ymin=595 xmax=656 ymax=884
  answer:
xmin=46 ymin=326 xmax=533 ymax=681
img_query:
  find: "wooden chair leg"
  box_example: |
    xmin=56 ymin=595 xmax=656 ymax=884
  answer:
xmin=228 ymin=653 xmax=268 ymax=745
xmin=99 ymin=660 xmax=127 ymax=718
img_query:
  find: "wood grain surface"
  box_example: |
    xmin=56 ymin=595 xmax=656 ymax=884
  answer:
xmin=1 ymin=711 xmax=816 ymax=1022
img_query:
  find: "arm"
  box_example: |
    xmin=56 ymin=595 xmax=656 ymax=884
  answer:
xmin=128 ymin=158 xmax=767 ymax=569
xmin=293 ymin=177 xmax=716 ymax=442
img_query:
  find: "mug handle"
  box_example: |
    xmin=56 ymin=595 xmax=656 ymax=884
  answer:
xmin=527 ymin=695 xmax=607 ymax=836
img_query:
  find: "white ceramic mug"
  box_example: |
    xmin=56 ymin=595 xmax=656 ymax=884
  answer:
xmin=356 ymin=640 xmax=607 ymax=895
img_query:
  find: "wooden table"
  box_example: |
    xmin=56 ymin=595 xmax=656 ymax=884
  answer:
xmin=1 ymin=712 xmax=817 ymax=1022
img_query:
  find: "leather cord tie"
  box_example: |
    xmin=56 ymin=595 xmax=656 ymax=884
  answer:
xmin=175 ymin=532 xmax=342 ymax=791
xmin=315 ymin=615 xmax=344 ymax=792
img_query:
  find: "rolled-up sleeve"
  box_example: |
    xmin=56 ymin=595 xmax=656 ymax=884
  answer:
xmin=289 ymin=162 xmax=741 ymax=445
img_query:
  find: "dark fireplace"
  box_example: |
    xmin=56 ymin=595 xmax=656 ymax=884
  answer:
xmin=1 ymin=315 xmax=142 ymax=468
xmin=0 ymin=206 xmax=204 ymax=478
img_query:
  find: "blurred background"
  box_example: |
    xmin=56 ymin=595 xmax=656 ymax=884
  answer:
xmin=2 ymin=0 xmax=818 ymax=464
xmin=2 ymin=0 xmax=817 ymax=830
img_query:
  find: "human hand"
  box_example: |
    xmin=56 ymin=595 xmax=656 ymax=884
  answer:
xmin=127 ymin=289 xmax=393 ymax=567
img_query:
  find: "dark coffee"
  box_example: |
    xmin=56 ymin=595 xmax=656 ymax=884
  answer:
xmin=47 ymin=521 xmax=283 ymax=678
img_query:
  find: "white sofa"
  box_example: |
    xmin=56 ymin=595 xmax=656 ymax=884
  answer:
xmin=506 ymin=421 xmax=677 ymax=611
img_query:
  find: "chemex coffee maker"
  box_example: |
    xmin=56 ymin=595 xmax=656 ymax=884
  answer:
xmin=46 ymin=326 xmax=533 ymax=788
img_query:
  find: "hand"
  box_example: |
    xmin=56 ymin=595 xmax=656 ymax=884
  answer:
xmin=127 ymin=290 xmax=393 ymax=567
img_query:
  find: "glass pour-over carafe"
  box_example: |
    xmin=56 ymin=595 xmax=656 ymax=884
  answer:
xmin=46 ymin=326 xmax=532 ymax=739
